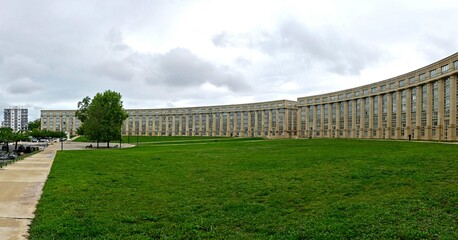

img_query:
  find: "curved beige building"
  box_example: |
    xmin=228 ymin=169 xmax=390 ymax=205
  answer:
xmin=41 ymin=52 xmax=458 ymax=141
xmin=298 ymin=52 xmax=458 ymax=141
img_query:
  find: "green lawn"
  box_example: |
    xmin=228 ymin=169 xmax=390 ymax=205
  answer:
xmin=29 ymin=138 xmax=457 ymax=239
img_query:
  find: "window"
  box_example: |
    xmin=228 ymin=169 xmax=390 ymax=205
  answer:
xmin=409 ymin=77 xmax=416 ymax=84
xmin=441 ymin=64 xmax=449 ymax=73
xmin=454 ymin=61 xmax=458 ymax=69
xmin=380 ymin=85 xmax=386 ymax=91
xmin=363 ymin=89 xmax=369 ymax=95
xmin=419 ymin=73 xmax=426 ymax=81
xmin=399 ymin=80 xmax=405 ymax=87
xmin=371 ymin=87 xmax=377 ymax=93
xmin=390 ymin=82 xmax=396 ymax=89
xmin=430 ymin=69 xmax=436 ymax=78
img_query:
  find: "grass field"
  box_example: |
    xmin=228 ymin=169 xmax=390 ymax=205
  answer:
xmin=29 ymin=138 xmax=457 ymax=239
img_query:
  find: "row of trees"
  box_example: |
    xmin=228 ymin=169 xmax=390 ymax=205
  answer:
xmin=76 ymin=90 xmax=129 ymax=148
xmin=0 ymin=128 xmax=66 ymax=152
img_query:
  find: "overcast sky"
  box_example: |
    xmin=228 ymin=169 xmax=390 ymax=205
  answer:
xmin=1 ymin=0 xmax=457 ymax=121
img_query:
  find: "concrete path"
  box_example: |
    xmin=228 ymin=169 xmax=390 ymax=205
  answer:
xmin=0 ymin=143 xmax=58 ymax=240
xmin=0 ymin=141 xmax=135 ymax=240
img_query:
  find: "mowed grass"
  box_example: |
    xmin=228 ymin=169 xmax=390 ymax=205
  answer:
xmin=29 ymin=138 xmax=457 ymax=239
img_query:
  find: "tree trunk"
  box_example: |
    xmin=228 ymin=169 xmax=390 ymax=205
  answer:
xmin=107 ymin=141 xmax=110 ymax=148
xmin=97 ymin=141 xmax=99 ymax=148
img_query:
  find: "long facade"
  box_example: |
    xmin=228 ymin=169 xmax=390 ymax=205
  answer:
xmin=41 ymin=52 xmax=458 ymax=141
xmin=41 ymin=100 xmax=298 ymax=138
xmin=297 ymin=53 xmax=458 ymax=141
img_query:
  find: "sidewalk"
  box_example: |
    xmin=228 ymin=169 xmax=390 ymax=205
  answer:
xmin=0 ymin=144 xmax=58 ymax=240
xmin=0 ymin=140 xmax=135 ymax=240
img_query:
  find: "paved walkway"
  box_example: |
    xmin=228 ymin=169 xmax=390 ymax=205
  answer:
xmin=0 ymin=143 xmax=58 ymax=240
xmin=0 ymin=141 xmax=134 ymax=240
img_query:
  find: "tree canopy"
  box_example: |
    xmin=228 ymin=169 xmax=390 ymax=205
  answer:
xmin=28 ymin=119 xmax=41 ymax=131
xmin=0 ymin=127 xmax=30 ymax=152
xmin=76 ymin=90 xmax=129 ymax=147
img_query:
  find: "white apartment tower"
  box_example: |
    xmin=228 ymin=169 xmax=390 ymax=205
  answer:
xmin=3 ymin=106 xmax=28 ymax=131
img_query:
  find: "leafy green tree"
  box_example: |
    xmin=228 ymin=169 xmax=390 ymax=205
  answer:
xmin=11 ymin=132 xmax=29 ymax=151
xmin=29 ymin=130 xmax=66 ymax=139
xmin=0 ymin=127 xmax=13 ymax=152
xmin=28 ymin=119 xmax=41 ymax=131
xmin=76 ymin=90 xmax=129 ymax=148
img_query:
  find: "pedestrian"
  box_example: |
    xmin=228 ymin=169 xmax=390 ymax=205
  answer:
xmin=408 ymin=134 xmax=411 ymax=141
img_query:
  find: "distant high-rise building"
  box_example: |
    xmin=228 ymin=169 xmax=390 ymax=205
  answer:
xmin=3 ymin=106 xmax=28 ymax=131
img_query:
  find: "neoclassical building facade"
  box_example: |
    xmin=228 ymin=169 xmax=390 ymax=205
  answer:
xmin=41 ymin=53 xmax=458 ymax=141
xmin=298 ymin=53 xmax=458 ymax=141
xmin=41 ymin=100 xmax=298 ymax=138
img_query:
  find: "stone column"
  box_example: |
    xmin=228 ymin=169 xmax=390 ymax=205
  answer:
xmin=449 ymin=75 xmax=457 ymax=139
xmin=343 ymin=101 xmax=349 ymax=138
xmin=351 ymin=100 xmax=357 ymax=138
xmin=191 ymin=114 xmax=196 ymax=136
xmin=377 ymin=95 xmax=383 ymax=139
xmin=406 ymin=89 xmax=412 ymax=138
xmin=276 ymin=109 xmax=280 ymax=136
xmin=437 ymin=79 xmax=444 ymax=140
xmin=284 ymin=108 xmax=289 ymax=138
xmin=327 ymin=104 xmax=332 ymax=138
xmin=305 ymin=107 xmax=310 ymax=138
xmin=297 ymin=107 xmax=302 ymax=138
xmin=218 ymin=112 xmax=224 ymax=137
xmin=319 ymin=105 xmax=324 ymax=137
xmin=247 ymin=112 xmax=252 ymax=137
xmin=368 ymin=97 xmax=374 ymax=138
xmin=212 ymin=113 xmax=217 ymax=136
xmin=254 ymin=111 xmax=259 ymax=137
xmin=415 ymin=86 xmax=422 ymax=140
xmin=396 ymin=91 xmax=402 ymax=139
xmin=206 ymin=113 xmax=210 ymax=136
xmin=336 ymin=103 xmax=341 ymax=138
xmin=312 ymin=106 xmax=317 ymax=138
xmin=151 ymin=115 xmax=156 ymax=136
xmin=426 ymin=83 xmax=433 ymax=139
xmin=387 ymin=93 xmax=393 ymax=139
xmin=166 ymin=115 xmax=171 ymax=136
xmin=226 ymin=113 xmax=231 ymax=137
xmin=268 ymin=110 xmax=273 ymax=137
xmin=360 ymin=99 xmax=365 ymax=138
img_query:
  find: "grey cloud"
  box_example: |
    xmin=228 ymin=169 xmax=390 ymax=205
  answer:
xmin=6 ymin=77 xmax=44 ymax=94
xmin=150 ymin=48 xmax=250 ymax=92
xmin=0 ymin=55 xmax=49 ymax=79
xmin=94 ymin=60 xmax=135 ymax=81
xmin=214 ymin=19 xmax=382 ymax=75
xmin=105 ymin=28 xmax=130 ymax=52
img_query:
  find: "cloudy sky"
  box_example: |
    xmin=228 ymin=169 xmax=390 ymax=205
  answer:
xmin=1 ymin=0 xmax=457 ymax=121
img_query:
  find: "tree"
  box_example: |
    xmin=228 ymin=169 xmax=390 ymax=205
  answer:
xmin=0 ymin=128 xmax=13 ymax=152
xmin=28 ymin=119 xmax=41 ymax=131
xmin=11 ymin=132 xmax=29 ymax=151
xmin=29 ymin=130 xmax=66 ymax=139
xmin=75 ymin=96 xmax=91 ymax=135
xmin=76 ymin=90 xmax=129 ymax=148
